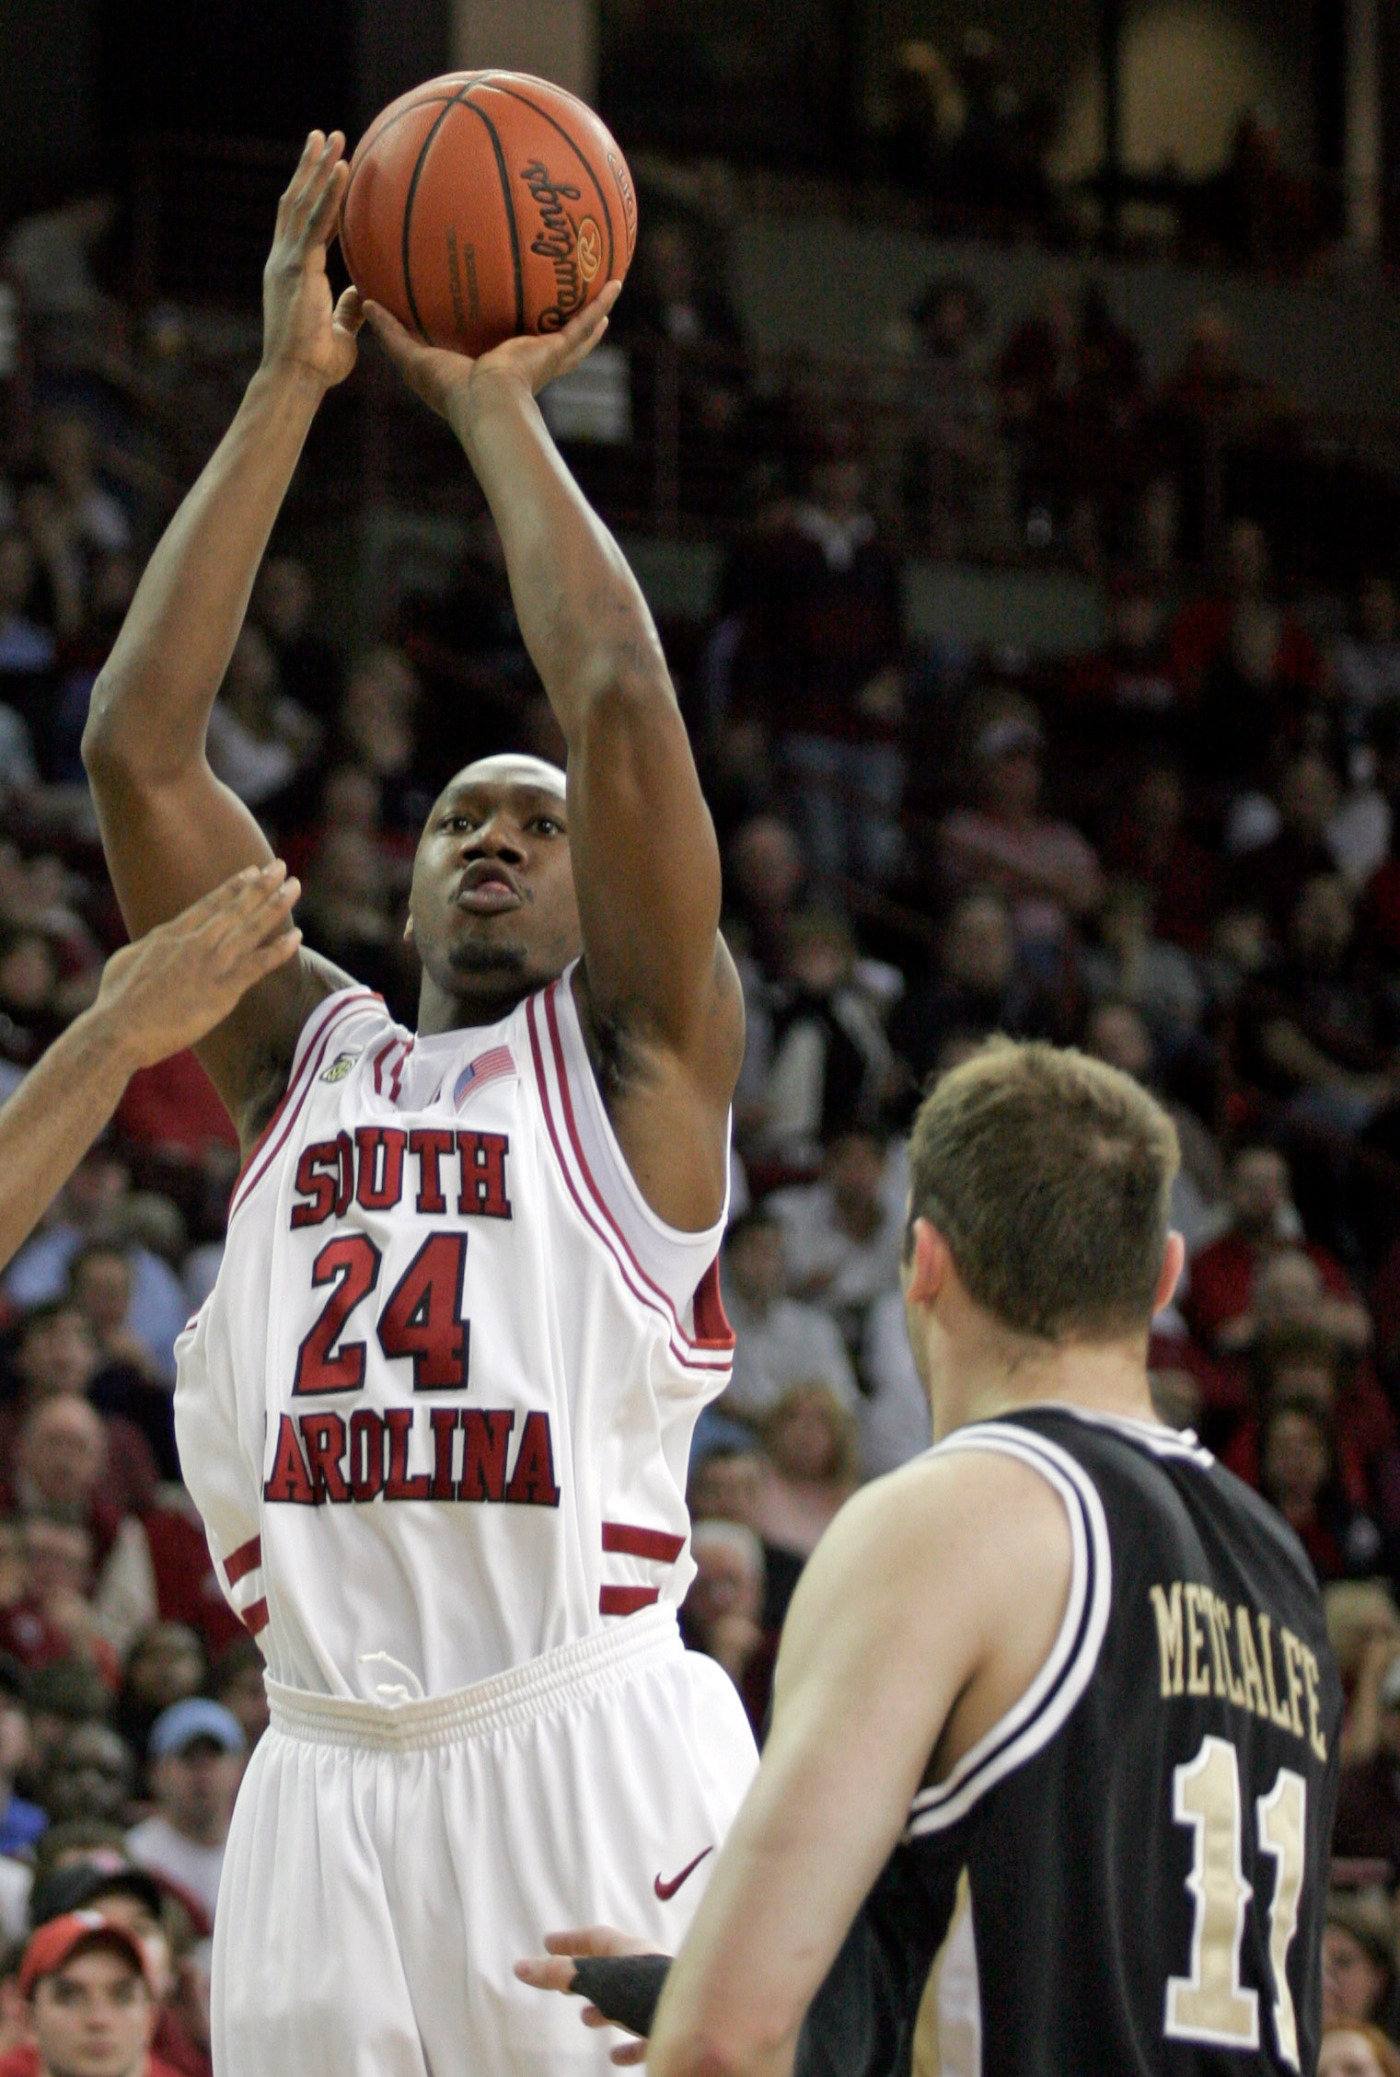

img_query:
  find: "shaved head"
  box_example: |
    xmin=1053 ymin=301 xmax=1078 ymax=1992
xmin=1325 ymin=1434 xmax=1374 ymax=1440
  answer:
xmin=451 ymin=754 xmax=567 ymax=801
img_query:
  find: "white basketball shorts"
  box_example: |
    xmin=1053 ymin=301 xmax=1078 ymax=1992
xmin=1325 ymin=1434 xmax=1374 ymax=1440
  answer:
xmin=211 ymin=1607 xmax=759 ymax=2076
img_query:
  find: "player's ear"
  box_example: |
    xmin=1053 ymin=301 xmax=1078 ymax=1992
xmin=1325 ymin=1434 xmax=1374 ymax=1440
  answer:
xmin=1154 ymin=1231 xmax=1186 ymax=1316
xmin=903 ymin=1217 xmax=950 ymax=1309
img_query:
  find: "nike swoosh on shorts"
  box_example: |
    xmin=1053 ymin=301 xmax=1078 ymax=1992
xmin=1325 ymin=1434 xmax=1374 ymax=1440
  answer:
xmin=654 ymin=1846 xmax=714 ymax=1901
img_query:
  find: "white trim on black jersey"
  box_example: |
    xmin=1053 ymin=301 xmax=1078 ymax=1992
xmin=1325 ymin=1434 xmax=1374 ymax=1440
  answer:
xmin=904 ymin=1425 xmax=1112 ymax=1840
xmin=1020 ymin=1401 xmax=1216 ymax=1470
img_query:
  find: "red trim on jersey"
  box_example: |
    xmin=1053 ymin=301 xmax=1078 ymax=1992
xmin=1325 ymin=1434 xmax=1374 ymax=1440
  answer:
xmin=389 ymin=1041 xmax=412 ymax=1104
xmin=223 ymin=1535 xmax=262 ymax=1586
xmin=228 ymin=991 xmax=383 ymax=1221
xmin=540 ymin=983 xmax=735 ymax=1354
xmin=524 ymin=995 xmax=728 ymax=1375
xmin=599 ymin=1585 xmax=660 ymax=1616
xmin=602 ymin=1521 xmax=686 ymax=1563
xmin=370 ymin=1039 xmax=395 ymax=1095
xmin=371 ymin=1037 xmax=414 ymax=1105
xmin=691 ymin=1258 xmax=732 ymax=1345
xmin=240 ymin=1597 xmax=269 ymax=1637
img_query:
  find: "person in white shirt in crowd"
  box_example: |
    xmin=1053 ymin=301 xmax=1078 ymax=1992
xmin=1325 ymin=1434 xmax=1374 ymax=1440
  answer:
xmin=125 ymin=1701 xmax=245 ymax=1928
xmin=767 ymin=1130 xmax=908 ymax=1349
xmin=719 ymin=1210 xmax=858 ymax=1422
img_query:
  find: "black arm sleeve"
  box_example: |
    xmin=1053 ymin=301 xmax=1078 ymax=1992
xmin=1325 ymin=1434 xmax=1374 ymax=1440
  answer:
xmin=570 ymin=1953 xmax=673 ymax=2037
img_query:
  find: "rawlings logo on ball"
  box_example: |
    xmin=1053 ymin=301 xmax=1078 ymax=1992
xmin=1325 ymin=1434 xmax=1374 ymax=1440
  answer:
xmin=521 ymin=159 xmax=590 ymax=331
xmin=577 ymin=219 xmax=603 ymax=282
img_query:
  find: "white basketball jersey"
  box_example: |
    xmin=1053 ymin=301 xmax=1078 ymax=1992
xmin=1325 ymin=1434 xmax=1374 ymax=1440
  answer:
xmin=175 ymin=966 xmax=734 ymax=1700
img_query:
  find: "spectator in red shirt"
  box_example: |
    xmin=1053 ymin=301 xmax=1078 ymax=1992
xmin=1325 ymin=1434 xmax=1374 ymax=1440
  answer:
xmin=1257 ymin=1395 xmax=1360 ymax=1584
xmin=1221 ymin=1325 xmax=1400 ymax=1539
xmin=1185 ymin=1145 xmax=1368 ymax=1351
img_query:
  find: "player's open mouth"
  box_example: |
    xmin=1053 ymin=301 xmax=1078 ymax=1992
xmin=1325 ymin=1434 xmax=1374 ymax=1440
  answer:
xmin=457 ymin=863 xmax=523 ymax=913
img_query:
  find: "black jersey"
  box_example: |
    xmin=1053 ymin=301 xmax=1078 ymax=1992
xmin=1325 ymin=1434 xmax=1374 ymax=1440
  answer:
xmin=799 ymin=1406 xmax=1342 ymax=2077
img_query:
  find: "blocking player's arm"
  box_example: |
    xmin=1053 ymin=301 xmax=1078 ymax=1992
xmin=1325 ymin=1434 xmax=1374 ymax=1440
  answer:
xmin=81 ymin=132 xmax=363 ymax=1148
xmin=521 ymin=1452 xmax=1073 ymax=2076
xmin=366 ymin=291 xmax=741 ymax=1228
xmin=0 ymin=865 xmax=301 ymax=1274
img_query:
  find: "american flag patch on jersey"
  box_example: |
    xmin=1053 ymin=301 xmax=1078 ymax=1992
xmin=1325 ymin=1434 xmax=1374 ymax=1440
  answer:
xmin=453 ymin=1045 xmax=516 ymax=1109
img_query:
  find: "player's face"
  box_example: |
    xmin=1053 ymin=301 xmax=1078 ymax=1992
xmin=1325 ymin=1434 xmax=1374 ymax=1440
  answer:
xmin=408 ymin=778 xmax=580 ymax=1018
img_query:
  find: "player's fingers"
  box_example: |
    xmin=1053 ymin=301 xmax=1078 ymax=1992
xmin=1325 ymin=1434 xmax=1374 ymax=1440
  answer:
xmin=277 ymin=132 xmax=322 ymax=220
xmin=176 ymin=863 xmax=274 ymax=928
xmin=610 ymin=2042 xmax=646 ymax=2066
xmin=546 ymin=285 xmax=618 ymax=380
xmin=241 ymin=925 xmax=303 ymax=977
xmin=248 ymin=873 xmax=302 ymax=938
xmin=288 ymin=131 xmax=342 ymax=241
xmin=308 ymin=153 xmax=351 ymax=244
xmin=332 ymin=285 xmax=365 ymax=335
xmin=283 ymin=131 xmax=328 ymax=220
xmin=202 ymin=861 xmax=294 ymax=936
xmin=541 ymin=1927 xmax=629 ymax=1958
xmin=513 ymin=1957 xmax=578 ymax=1992
xmin=362 ymin=299 xmax=418 ymax=357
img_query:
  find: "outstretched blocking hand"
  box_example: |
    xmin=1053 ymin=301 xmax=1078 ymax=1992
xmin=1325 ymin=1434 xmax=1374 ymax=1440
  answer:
xmin=363 ymin=279 xmax=621 ymax=424
xmin=514 ymin=1926 xmax=654 ymax=2068
xmin=262 ymin=130 xmax=365 ymax=390
xmin=96 ymin=860 xmax=304 ymax=1071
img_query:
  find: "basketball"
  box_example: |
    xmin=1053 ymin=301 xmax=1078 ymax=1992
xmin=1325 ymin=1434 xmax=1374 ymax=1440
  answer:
xmin=339 ymin=72 xmax=637 ymax=358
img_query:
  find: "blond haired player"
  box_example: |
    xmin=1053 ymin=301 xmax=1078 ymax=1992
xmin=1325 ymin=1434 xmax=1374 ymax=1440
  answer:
xmin=525 ymin=1042 xmax=1340 ymax=2077
xmin=81 ymin=132 xmax=757 ymax=2075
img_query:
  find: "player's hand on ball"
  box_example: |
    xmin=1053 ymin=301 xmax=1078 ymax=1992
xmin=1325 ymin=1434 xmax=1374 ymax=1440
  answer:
xmin=94 ymin=861 xmax=303 ymax=1071
xmin=363 ymin=279 xmax=621 ymax=422
xmin=262 ymin=130 xmax=365 ymax=390
xmin=515 ymin=1926 xmax=653 ymax=2067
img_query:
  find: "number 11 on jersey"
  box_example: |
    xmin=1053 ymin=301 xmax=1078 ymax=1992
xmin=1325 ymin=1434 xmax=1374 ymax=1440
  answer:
xmin=1164 ymin=1734 xmax=1306 ymax=2068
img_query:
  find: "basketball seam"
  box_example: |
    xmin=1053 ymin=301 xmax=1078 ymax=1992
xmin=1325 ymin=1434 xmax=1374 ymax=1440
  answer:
xmin=340 ymin=96 xmax=459 ymax=287
xmin=482 ymin=80 xmax=616 ymax=283
xmin=401 ymin=84 xmax=484 ymax=341
xmin=457 ymin=91 xmax=525 ymax=337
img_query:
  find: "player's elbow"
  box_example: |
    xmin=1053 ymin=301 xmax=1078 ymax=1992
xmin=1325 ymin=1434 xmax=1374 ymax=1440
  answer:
xmin=81 ymin=668 xmax=172 ymax=790
xmin=81 ymin=671 xmax=134 ymax=781
xmin=570 ymin=658 xmax=680 ymax=772
xmin=650 ymin=2033 xmax=771 ymax=2077
xmin=651 ymin=2000 xmax=798 ymax=2077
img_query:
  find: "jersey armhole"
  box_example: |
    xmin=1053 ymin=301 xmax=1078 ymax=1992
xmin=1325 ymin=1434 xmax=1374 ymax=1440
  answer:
xmin=903 ymin=1426 xmax=1113 ymax=1839
xmin=227 ymin=987 xmax=386 ymax=1222
xmin=525 ymin=965 xmax=735 ymax=1340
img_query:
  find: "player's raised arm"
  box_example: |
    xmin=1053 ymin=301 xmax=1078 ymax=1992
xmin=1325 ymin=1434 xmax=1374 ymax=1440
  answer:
xmin=0 ymin=864 xmax=302 ymax=1275
xmin=364 ymin=292 xmax=742 ymax=1229
xmin=82 ymin=132 xmax=364 ymax=1147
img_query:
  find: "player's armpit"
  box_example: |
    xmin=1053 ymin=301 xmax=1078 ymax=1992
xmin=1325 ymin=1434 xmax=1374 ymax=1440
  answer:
xmin=86 ymin=765 xmax=353 ymax=1152
xmin=644 ymin=1452 xmax=1074 ymax=2077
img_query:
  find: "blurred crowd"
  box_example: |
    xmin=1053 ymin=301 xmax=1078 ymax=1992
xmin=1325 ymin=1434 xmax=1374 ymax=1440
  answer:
xmin=0 ymin=179 xmax=1399 ymax=2070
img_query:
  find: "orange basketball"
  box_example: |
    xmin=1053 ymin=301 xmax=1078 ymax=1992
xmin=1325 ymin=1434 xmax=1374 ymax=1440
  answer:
xmin=339 ymin=71 xmax=637 ymax=357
